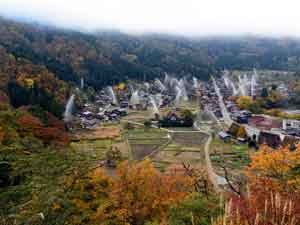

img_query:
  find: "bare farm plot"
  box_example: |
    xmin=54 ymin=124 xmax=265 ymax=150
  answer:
xmin=170 ymin=132 xmax=208 ymax=149
xmin=151 ymin=150 xmax=202 ymax=164
xmin=150 ymin=131 xmax=208 ymax=167
xmin=126 ymin=127 xmax=209 ymax=170
xmin=129 ymin=138 xmax=170 ymax=160
xmin=126 ymin=128 xmax=170 ymax=160
xmin=72 ymin=126 xmax=121 ymax=141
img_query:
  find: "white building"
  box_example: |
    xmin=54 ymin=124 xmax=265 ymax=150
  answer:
xmin=282 ymin=119 xmax=300 ymax=130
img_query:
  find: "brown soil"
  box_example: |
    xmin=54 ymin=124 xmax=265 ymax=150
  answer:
xmin=151 ymin=150 xmax=202 ymax=164
xmin=112 ymin=141 xmax=129 ymax=156
xmin=73 ymin=126 xmax=121 ymax=140
xmin=171 ymin=132 xmax=208 ymax=147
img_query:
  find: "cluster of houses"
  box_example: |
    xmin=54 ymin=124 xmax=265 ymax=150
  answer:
xmin=199 ymin=79 xmax=253 ymax=123
xmin=158 ymin=109 xmax=195 ymax=127
xmin=77 ymin=103 xmax=128 ymax=129
xmin=73 ymin=75 xmax=300 ymax=151
xmin=218 ymin=120 xmax=300 ymax=150
xmin=204 ymin=77 xmax=300 ymax=149
xmin=198 ymin=82 xmax=223 ymax=118
xmin=75 ymin=81 xmax=176 ymax=129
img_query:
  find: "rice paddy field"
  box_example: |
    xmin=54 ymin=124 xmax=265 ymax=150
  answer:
xmin=125 ymin=126 xmax=208 ymax=170
xmin=209 ymin=137 xmax=252 ymax=176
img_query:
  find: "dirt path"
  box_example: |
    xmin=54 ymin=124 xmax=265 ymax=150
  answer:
xmin=193 ymin=122 xmax=224 ymax=193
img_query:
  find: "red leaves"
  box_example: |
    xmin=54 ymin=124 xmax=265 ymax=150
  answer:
xmin=37 ymin=127 xmax=70 ymax=146
xmin=227 ymin=190 xmax=300 ymax=225
xmin=17 ymin=114 xmax=43 ymax=133
xmin=17 ymin=113 xmax=69 ymax=146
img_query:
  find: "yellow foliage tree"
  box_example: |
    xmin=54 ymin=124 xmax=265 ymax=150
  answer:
xmin=116 ymin=82 xmax=126 ymax=91
xmin=269 ymin=90 xmax=284 ymax=104
xmin=236 ymin=96 xmax=253 ymax=109
xmin=24 ymin=78 xmax=34 ymax=88
xmin=236 ymin=126 xmax=247 ymax=139
xmin=247 ymin=144 xmax=300 ymax=192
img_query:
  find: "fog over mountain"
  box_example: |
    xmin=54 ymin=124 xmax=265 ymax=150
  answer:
xmin=0 ymin=0 xmax=300 ymax=37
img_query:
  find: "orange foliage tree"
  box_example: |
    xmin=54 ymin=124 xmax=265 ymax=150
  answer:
xmin=247 ymin=144 xmax=300 ymax=193
xmin=99 ymin=160 xmax=194 ymax=224
xmin=60 ymin=160 xmax=194 ymax=225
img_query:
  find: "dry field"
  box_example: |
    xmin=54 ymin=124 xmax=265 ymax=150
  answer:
xmin=72 ymin=126 xmax=121 ymax=141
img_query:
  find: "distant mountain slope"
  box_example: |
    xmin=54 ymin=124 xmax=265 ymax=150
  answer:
xmin=2 ymin=17 xmax=300 ymax=92
xmin=0 ymin=17 xmax=214 ymax=89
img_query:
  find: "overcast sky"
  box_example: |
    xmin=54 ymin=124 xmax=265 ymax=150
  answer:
xmin=0 ymin=0 xmax=300 ymax=37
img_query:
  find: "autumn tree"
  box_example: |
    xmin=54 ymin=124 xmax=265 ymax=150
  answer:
xmin=247 ymin=144 xmax=300 ymax=193
xmin=236 ymin=126 xmax=247 ymax=139
xmin=213 ymin=144 xmax=300 ymax=225
xmin=16 ymin=112 xmax=69 ymax=146
xmin=59 ymin=160 xmax=194 ymax=225
xmin=17 ymin=114 xmax=43 ymax=136
xmin=236 ymin=96 xmax=253 ymax=110
xmin=96 ymin=160 xmax=194 ymax=224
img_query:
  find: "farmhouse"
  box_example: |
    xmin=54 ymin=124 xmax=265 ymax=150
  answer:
xmin=258 ymin=131 xmax=281 ymax=149
xmin=218 ymin=131 xmax=231 ymax=142
xmin=282 ymin=119 xmax=300 ymax=130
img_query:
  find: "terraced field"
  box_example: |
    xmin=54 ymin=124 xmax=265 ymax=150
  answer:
xmin=125 ymin=127 xmax=208 ymax=169
xmin=209 ymin=137 xmax=252 ymax=176
xmin=126 ymin=128 xmax=170 ymax=160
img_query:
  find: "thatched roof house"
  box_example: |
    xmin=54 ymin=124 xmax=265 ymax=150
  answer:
xmin=258 ymin=131 xmax=281 ymax=149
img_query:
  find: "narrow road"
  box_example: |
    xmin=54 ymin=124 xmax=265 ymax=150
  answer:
xmin=193 ymin=122 xmax=222 ymax=193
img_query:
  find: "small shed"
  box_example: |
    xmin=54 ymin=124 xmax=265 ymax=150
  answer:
xmin=218 ymin=131 xmax=231 ymax=142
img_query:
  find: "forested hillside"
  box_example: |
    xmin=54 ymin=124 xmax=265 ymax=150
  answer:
xmin=1 ymin=17 xmax=300 ymax=93
xmin=1 ymin=16 xmax=300 ymax=124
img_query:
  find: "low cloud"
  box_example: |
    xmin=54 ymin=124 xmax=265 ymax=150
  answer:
xmin=0 ymin=0 xmax=300 ymax=37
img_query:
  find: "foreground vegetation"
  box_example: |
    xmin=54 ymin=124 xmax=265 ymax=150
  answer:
xmin=2 ymin=109 xmax=300 ymax=225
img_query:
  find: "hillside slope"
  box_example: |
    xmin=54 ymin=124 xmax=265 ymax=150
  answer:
xmin=1 ymin=17 xmax=300 ymax=92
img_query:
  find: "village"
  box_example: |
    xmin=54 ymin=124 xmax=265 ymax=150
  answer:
xmin=56 ymin=69 xmax=300 ymax=192
xmin=66 ymin=69 xmax=300 ymax=152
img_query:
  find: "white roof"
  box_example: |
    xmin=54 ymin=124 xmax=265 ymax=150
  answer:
xmin=83 ymin=111 xmax=93 ymax=115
